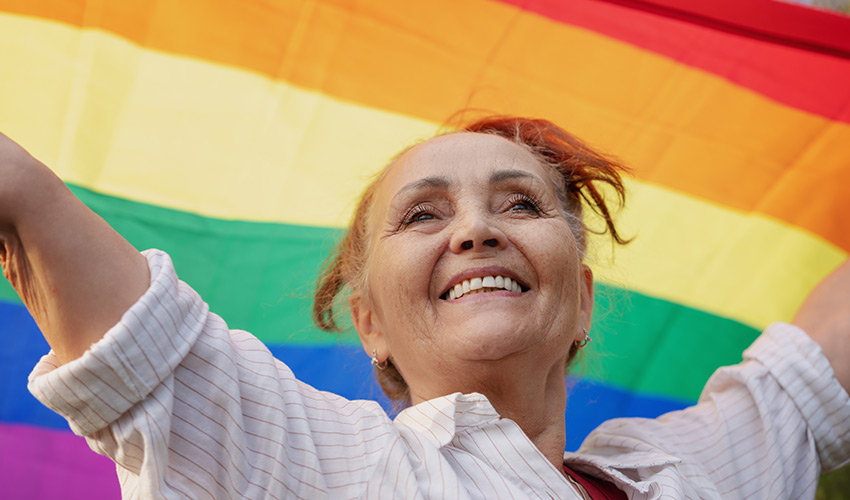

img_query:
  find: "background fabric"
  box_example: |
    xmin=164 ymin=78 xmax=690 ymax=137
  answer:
xmin=1 ymin=0 xmax=848 ymax=497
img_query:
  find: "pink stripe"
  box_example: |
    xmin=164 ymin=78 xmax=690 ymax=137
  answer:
xmin=0 ymin=424 xmax=120 ymax=499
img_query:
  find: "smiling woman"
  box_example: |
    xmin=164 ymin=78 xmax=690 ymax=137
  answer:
xmin=2 ymin=117 xmax=850 ymax=499
xmin=314 ymin=118 xmax=629 ymax=410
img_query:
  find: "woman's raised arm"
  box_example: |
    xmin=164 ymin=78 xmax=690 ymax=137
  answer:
xmin=793 ymin=258 xmax=850 ymax=394
xmin=0 ymin=132 xmax=149 ymax=364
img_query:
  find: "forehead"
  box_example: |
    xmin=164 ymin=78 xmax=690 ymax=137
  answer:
xmin=378 ymin=132 xmax=553 ymax=198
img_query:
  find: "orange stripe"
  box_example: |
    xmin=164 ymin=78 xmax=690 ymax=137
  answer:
xmin=4 ymin=0 xmax=850 ymax=250
xmin=0 ymin=0 xmax=316 ymax=76
xmin=7 ymin=0 xmax=849 ymax=120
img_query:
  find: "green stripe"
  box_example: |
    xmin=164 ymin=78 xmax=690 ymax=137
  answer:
xmin=0 ymin=277 xmax=15 ymax=303
xmin=586 ymin=286 xmax=760 ymax=400
xmin=0 ymin=183 xmax=348 ymax=344
xmin=68 ymin=184 xmax=353 ymax=345
xmin=1 ymin=183 xmax=761 ymax=400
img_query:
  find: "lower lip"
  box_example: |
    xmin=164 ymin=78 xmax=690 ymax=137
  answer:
xmin=443 ymin=290 xmax=524 ymax=302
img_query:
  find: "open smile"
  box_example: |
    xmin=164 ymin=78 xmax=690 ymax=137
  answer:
xmin=440 ymin=274 xmax=529 ymax=300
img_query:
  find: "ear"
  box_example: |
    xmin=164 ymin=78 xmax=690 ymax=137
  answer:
xmin=349 ymin=294 xmax=388 ymax=362
xmin=579 ymin=265 xmax=595 ymax=333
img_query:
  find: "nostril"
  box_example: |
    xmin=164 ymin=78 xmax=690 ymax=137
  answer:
xmin=461 ymin=240 xmax=473 ymax=250
xmin=483 ymin=238 xmax=498 ymax=248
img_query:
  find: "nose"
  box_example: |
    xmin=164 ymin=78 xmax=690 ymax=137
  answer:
xmin=449 ymin=211 xmax=508 ymax=254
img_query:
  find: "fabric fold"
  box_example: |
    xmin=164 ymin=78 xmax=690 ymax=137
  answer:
xmin=28 ymin=249 xmax=208 ymax=435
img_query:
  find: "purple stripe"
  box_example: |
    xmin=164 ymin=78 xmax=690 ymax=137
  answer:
xmin=0 ymin=423 xmax=120 ymax=499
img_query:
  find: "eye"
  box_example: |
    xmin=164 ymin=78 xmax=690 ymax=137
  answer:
xmin=401 ymin=203 xmax=438 ymax=226
xmin=505 ymin=192 xmax=543 ymax=214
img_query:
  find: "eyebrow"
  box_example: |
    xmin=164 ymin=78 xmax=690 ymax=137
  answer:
xmin=394 ymin=176 xmax=451 ymax=198
xmin=392 ymin=169 xmax=544 ymax=202
xmin=493 ymin=168 xmax=566 ymax=203
xmin=489 ymin=169 xmax=538 ymax=184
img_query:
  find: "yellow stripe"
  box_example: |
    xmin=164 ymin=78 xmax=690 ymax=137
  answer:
xmin=0 ymin=13 xmax=844 ymax=330
xmin=6 ymin=11 xmax=850 ymax=230
xmin=3 ymin=13 xmax=850 ymax=232
xmin=0 ymin=13 xmax=436 ymax=228
xmin=590 ymin=179 xmax=846 ymax=329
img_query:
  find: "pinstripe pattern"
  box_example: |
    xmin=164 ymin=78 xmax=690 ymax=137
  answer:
xmin=28 ymin=251 xmax=850 ymax=499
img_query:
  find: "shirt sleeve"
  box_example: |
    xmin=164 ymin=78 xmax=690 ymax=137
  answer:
xmin=575 ymin=322 xmax=850 ymax=499
xmin=742 ymin=322 xmax=850 ymax=473
xmin=27 ymin=249 xmax=392 ymax=499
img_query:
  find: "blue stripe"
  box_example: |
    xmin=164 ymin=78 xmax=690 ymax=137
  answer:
xmin=563 ymin=378 xmax=691 ymax=450
xmin=0 ymin=300 xmax=70 ymax=430
xmin=0 ymin=299 xmax=692 ymax=450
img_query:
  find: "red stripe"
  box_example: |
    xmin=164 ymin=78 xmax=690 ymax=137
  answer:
xmin=599 ymin=0 xmax=850 ymax=58
xmin=494 ymin=0 xmax=850 ymax=123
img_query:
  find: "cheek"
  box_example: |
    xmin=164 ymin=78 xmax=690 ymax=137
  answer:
xmin=530 ymin=225 xmax=582 ymax=298
xmin=368 ymin=236 xmax=443 ymax=328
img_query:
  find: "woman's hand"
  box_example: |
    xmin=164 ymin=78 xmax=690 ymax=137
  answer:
xmin=0 ymin=132 xmax=150 ymax=364
xmin=793 ymin=259 xmax=850 ymax=393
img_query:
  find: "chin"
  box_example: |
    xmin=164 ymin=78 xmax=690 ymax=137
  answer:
xmin=451 ymin=326 xmax=545 ymax=361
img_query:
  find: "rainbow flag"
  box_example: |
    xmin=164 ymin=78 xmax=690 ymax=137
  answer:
xmin=1 ymin=0 xmax=848 ymax=497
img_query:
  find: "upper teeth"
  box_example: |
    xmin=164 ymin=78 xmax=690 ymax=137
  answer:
xmin=445 ymin=275 xmax=523 ymax=300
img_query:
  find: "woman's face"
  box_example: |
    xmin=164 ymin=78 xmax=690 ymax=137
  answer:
xmin=351 ymin=132 xmax=593 ymax=402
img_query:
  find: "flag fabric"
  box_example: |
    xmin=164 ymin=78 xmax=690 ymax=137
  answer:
xmin=1 ymin=0 xmax=848 ymax=497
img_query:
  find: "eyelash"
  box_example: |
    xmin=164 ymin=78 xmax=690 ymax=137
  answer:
xmin=399 ymin=191 xmax=543 ymax=227
xmin=505 ymin=192 xmax=544 ymax=214
xmin=400 ymin=203 xmax=437 ymax=226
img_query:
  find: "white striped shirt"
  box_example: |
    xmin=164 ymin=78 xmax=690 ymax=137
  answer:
xmin=29 ymin=250 xmax=850 ymax=499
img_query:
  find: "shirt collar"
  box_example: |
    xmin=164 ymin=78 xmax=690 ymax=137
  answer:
xmin=564 ymin=447 xmax=681 ymax=495
xmin=394 ymin=392 xmax=501 ymax=448
xmin=396 ymin=391 xmax=684 ymax=497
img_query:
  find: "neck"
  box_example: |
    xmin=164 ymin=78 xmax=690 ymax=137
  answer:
xmin=410 ymin=357 xmax=569 ymax=470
